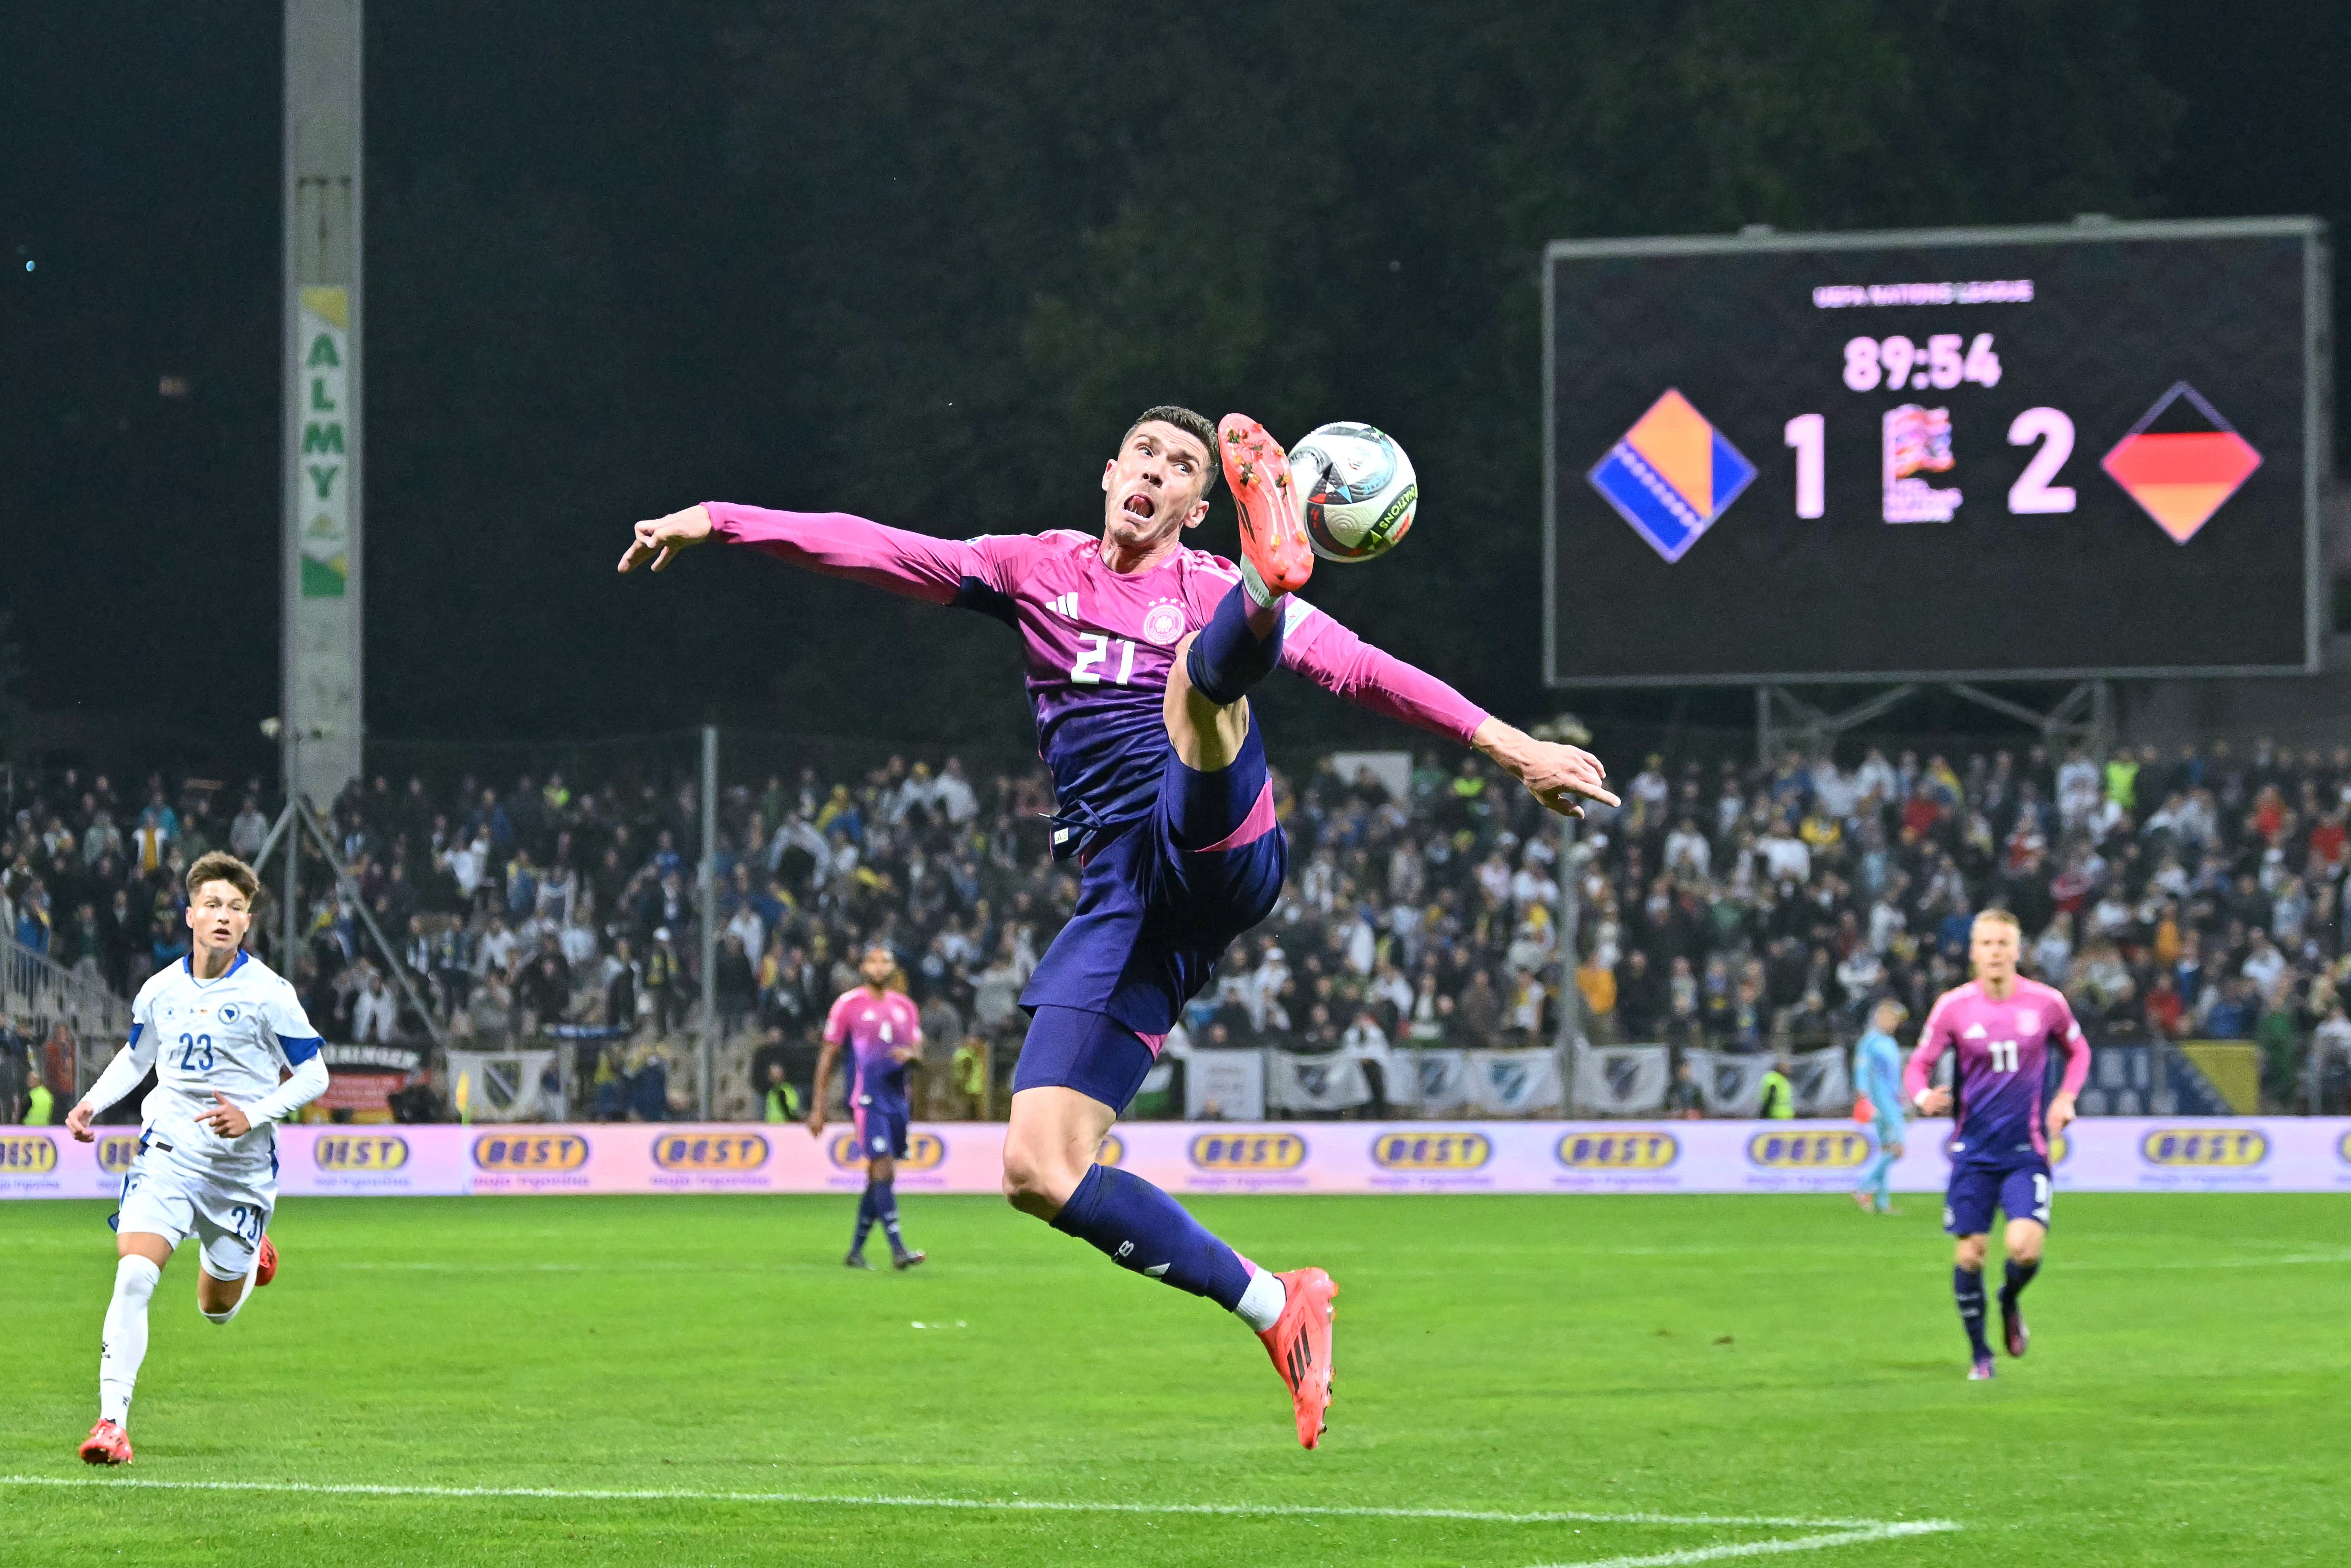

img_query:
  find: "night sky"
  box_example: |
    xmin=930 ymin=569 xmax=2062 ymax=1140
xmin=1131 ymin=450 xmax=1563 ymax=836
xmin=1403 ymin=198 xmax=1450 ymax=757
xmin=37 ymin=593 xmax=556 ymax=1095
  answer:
xmin=3 ymin=0 xmax=2346 ymax=776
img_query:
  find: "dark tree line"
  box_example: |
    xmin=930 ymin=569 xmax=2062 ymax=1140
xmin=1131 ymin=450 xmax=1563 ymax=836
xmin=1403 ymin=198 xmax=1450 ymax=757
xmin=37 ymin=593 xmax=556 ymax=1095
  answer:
xmin=23 ymin=0 xmax=2348 ymax=760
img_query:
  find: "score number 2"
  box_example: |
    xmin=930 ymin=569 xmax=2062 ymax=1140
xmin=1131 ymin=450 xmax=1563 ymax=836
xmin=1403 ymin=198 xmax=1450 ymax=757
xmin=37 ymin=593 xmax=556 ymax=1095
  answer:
xmin=1782 ymin=406 xmax=2078 ymax=519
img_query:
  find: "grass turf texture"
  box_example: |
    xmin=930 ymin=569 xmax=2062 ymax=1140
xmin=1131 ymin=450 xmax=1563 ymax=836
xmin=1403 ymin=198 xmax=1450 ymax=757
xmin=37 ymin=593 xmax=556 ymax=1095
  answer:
xmin=5 ymin=1192 xmax=2347 ymax=1566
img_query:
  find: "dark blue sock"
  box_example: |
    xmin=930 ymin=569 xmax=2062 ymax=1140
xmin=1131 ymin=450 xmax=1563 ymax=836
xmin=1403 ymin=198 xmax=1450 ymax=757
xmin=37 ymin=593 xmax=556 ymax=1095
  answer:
xmin=1184 ymin=581 xmax=1285 ymax=706
xmin=2000 ymin=1258 xmax=2040 ymax=1305
xmin=1954 ymin=1266 xmax=1991 ymax=1358
xmin=850 ymin=1184 xmax=877 ymax=1254
xmin=1049 ymin=1164 xmax=1251 ymax=1311
xmin=874 ymin=1177 xmax=906 ymax=1255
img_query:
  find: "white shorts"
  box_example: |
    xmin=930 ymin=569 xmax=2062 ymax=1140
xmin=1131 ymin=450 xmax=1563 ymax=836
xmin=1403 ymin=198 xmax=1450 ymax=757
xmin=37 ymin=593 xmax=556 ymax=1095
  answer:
xmin=115 ymin=1139 xmax=277 ymax=1280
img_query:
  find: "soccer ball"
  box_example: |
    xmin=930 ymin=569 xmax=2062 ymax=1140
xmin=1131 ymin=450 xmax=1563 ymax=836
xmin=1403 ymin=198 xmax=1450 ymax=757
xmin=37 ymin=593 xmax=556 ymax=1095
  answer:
xmin=1293 ymin=422 xmax=1418 ymax=563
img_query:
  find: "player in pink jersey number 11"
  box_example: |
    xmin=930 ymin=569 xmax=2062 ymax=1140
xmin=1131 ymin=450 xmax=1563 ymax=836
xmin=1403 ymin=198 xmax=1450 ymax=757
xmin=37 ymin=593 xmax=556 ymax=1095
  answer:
xmin=1906 ymin=909 xmax=2090 ymax=1381
xmin=619 ymin=406 xmax=1615 ymax=1447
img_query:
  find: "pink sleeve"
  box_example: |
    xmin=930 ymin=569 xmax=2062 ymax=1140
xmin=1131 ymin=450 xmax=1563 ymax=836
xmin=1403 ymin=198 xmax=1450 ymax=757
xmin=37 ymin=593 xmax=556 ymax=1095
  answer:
xmin=1903 ymin=997 xmax=1954 ymax=1102
xmin=2052 ymin=995 xmax=2091 ymax=1097
xmin=704 ymin=504 xmax=1013 ymax=606
xmin=1282 ymin=608 xmax=1488 ymax=748
xmin=821 ymin=994 xmax=849 ymax=1045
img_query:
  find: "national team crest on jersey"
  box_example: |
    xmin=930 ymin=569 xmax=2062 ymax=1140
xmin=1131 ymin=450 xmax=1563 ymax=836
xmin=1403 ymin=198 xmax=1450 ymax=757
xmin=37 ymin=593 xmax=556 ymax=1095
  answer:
xmin=1141 ymin=600 xmax=1186 ymax=645
xmin=1587 ymin=389 xmax=1755 ymax=564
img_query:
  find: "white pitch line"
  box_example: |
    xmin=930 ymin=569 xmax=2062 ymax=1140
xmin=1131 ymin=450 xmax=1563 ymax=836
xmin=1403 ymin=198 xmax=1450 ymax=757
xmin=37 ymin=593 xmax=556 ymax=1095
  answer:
xmin=0 ymin=1475 xmax=1951 ymax=1545
xmin=1539 ymin=1521 xmax=1959 ymax=1568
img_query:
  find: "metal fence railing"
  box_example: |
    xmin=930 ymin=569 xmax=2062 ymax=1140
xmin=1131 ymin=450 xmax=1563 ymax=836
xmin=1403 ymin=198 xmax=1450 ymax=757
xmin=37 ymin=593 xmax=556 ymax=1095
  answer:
xmin=2 ymin=934 xmax=133 ymax=1101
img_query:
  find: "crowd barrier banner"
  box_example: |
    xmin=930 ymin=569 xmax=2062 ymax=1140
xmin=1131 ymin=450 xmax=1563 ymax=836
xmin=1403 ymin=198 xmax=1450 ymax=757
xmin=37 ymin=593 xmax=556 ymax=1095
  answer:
xmin=1573 ymin=1045 xmax=1671 ymax=1115
xmin=1265 ymin=1053 xmax=1371 ymax=1114
xmin=5 ymin=1118 xmax=2348 ymax=1199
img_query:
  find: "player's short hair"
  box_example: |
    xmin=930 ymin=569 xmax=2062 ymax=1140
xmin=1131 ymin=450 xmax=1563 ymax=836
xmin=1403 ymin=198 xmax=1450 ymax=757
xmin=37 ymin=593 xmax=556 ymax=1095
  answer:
xmin=186 ymin=851 xmax=260 ymax=906
xmin=1971 ymin=908 xmax=2022 ymax=934
xmin=1123 ymin=406 xmax=1219 ymax=496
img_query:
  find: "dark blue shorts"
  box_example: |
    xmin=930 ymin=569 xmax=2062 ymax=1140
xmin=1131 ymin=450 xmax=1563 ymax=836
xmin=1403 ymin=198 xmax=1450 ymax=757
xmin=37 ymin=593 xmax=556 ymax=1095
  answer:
xmin=1012 ymin=1004 xmax=1159 ymax=1113
xmin=1945 ymin=1160 xmax=2053 ymax=1236
xmin=853 ymin=1098 xmax=911 ymax=1161
xmin=1020 ymin=725 xmax=1287 ymax=1040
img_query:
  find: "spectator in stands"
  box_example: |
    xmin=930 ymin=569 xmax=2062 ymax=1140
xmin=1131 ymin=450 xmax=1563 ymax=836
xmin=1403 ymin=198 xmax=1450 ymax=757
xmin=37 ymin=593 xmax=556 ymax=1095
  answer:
xmin=351 ymin=967 xmax=399 ymax=1044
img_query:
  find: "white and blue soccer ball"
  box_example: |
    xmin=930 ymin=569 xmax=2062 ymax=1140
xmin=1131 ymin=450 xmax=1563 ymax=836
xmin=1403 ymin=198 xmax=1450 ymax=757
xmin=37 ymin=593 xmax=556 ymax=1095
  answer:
xmin=1293 ymin=422 xmax=1418 ymax=564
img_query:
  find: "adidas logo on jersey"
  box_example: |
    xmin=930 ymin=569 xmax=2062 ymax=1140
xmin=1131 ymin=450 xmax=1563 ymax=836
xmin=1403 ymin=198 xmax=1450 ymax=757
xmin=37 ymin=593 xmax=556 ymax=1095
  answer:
xmin=1962 ymin=1023 xmax=1988 ymax=1039
xmin=1048 ymin=591 xmax=1080 ymax=617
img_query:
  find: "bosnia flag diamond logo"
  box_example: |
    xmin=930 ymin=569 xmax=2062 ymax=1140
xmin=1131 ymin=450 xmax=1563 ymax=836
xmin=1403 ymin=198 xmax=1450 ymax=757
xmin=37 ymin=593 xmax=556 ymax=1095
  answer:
xmin=1588 ymin=390 xmax=1755 ymax=563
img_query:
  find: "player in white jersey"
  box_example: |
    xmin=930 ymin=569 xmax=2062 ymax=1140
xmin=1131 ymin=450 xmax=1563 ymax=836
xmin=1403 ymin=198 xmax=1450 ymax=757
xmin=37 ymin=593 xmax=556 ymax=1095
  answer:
xmin=64 ymin=852 xmax=329 ymax=1464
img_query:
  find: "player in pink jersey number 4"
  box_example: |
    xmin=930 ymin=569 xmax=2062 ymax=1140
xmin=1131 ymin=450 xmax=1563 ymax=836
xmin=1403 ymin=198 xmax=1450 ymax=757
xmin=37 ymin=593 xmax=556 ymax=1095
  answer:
xmin=619 ymin=407 xmax=1615 ymax=1447
xmin=1906 ymin=909 xmax=2090 ymax=1381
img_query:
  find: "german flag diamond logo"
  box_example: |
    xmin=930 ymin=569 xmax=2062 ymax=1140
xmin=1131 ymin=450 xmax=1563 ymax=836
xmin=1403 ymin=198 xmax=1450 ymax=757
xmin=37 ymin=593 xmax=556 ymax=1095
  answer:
xmin=1588 ymin=389 xmax=1755 ymax=563
xmin=2100 ymin=382 xmax=2261 ymax=545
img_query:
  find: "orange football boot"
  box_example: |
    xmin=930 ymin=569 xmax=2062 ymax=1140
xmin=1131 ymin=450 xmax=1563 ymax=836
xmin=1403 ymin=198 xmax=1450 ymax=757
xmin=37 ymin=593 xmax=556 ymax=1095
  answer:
xmin=79 ymin=1418 xmax=133 ymax=1466
xmin=1256 ymin=1266 xmax=1337 ymax=1449
xmin=1218 ymin=415 xmax=1314 ymax=596
xmin=255 ymin=1234 xmax=278 ymax=1287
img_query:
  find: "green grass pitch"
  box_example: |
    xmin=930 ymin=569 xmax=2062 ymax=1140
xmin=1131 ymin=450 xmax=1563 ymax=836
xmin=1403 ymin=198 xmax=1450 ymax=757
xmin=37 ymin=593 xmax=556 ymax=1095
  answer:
xmin=6 ymin=1191 xmax=2347 ymax=1566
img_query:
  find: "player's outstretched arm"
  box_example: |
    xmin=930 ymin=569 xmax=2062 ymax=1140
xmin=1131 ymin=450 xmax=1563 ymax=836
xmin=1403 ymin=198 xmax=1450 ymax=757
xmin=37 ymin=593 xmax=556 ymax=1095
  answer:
xmin=1282 ymin=614 xmax=1617 ymax=818
xmin=620 ymin=501 xmax=1012 ymax=609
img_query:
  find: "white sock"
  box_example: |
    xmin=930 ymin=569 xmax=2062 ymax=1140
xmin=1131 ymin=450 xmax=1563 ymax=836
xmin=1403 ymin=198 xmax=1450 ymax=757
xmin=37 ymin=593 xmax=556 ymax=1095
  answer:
xmin=1235 ymin=556 xmax=1285 ymax=612
xmin=1234 ymin=1267 xmax=1287 ymax=1333
xmin=100 ymin=1256 xmax=160 ymax=1425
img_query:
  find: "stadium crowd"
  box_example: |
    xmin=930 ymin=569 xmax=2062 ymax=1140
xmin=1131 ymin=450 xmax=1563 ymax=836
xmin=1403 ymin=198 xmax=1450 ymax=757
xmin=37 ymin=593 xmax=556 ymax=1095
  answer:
xmin=5 ymin=734 xmax=2351 ymax=1120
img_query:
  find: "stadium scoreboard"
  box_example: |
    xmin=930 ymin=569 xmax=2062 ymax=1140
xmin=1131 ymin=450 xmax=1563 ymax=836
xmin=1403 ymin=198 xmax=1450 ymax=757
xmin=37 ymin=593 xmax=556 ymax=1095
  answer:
xmin=1543 ymin=219 xmax=2328 ymax=686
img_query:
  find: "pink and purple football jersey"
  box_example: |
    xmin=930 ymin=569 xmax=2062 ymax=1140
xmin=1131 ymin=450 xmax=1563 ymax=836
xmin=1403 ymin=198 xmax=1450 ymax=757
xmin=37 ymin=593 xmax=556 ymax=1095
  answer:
xmin=823 ymin=986 xmax=923 ymax=1109
xmin=1905 ymin=979 xmax=2090 ymax=1163
xmin=702 ymin=507 xmax=1488 ymax=855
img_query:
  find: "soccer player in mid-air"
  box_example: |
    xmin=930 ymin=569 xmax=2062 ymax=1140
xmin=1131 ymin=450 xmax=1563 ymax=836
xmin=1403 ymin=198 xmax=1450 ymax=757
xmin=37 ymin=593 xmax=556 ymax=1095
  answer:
xmin=1850 ymin=997 xmax=1908 ymax=1214
xmin=619 ymin=406 xmax=1614 ymax=1446
xmin=808 ymin=942 xmax=927 ymax=1270
xmin=63 ymin=852 xmax=329 ymax=1463
xmin=1905 ymin=909 xmax=2089 ymax=1380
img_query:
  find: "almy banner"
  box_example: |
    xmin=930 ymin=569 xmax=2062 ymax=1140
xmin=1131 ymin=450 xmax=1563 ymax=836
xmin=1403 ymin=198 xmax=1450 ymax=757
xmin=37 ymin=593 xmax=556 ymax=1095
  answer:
xmin=4 ymin=1119 xmax=2347 ymax=1200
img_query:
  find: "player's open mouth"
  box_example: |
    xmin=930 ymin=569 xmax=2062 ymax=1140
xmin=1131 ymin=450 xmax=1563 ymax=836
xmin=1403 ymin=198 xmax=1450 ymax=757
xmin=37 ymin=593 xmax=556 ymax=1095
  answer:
xmin=1123 ymin=493 xmax=1155 ymax=521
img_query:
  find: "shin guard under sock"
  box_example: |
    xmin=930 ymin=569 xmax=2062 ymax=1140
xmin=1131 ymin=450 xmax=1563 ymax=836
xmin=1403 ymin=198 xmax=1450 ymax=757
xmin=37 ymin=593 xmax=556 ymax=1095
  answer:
xmin=99 ymin=1256 xmax=159 ymax=1423
xmin=873 ymin=1177 xmax=905 ymax=1255
xmin=1185 ymin=580 xmax=1286 ymax=707
xmin=851 ymin=1183 xmax=878 ymax=1255
xmin=1049 ymin=1164 xmax=1251 ymax=1311
xmin=1954 ymin=1266 xmax=1992 ymax=1359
